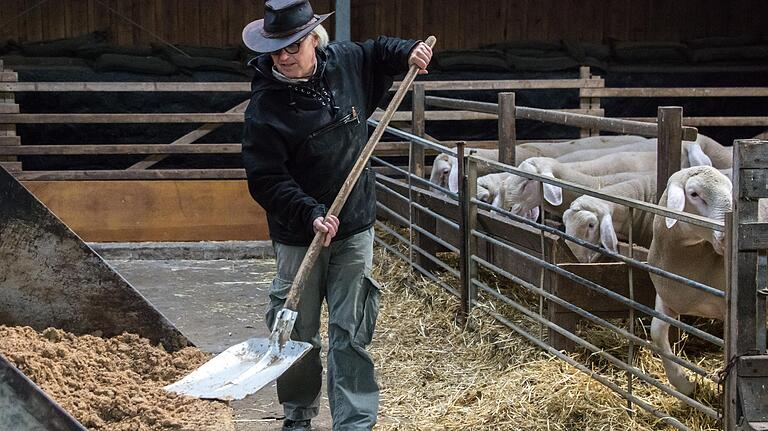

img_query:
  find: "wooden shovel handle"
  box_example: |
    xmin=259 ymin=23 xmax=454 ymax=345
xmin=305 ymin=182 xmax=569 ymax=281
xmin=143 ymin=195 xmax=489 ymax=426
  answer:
xmin=284 ymin=35 xmax=437 ymax=311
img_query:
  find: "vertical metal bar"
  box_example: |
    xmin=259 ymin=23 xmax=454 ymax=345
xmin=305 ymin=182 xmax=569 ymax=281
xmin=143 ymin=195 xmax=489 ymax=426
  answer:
xmin=656 ymin=106 xmax=683 ymax=203
xmin=497 ymin=92 xmax=516 ymax=166
xmin=334 ymin=0 xmax=351 ymax=41
xmin=758 ymin=250 xmax=767 ymax=353
xmin=538 ymin=182 xmax=546 ymax=339
xmin=457 ymin=141 xmax=469 ymax=318
xmin=466 ymin=156 xmax=478 ymax=310
xmin=627 ymin=206 xmax=636 ymax=413
xmin=724 ymin=210 xmax=737 ymax=430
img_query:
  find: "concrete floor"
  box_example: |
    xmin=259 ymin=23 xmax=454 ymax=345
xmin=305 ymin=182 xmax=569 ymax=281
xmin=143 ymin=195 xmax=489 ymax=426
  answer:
xmin=108 ymin=259 xmax=334 ymax=431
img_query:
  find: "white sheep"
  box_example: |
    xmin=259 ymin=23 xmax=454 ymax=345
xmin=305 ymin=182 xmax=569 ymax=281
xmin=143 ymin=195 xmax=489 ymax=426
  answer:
xmin=555 ymin=139 xmax=712 ymax=167
xmin=647 ymin=166 xmax=732 ymax=395
xmin=562 ymin=175 xmax=656 ymax=263
xmin=695 ymin=134 xmax=732 ymax=169
xmin=476 ymin=172 xmax=510 ymax=204
xmin=429 ymin=135 xmax=646 ymax=190
xmin=495 ymin=156 xmax=654 ymax=220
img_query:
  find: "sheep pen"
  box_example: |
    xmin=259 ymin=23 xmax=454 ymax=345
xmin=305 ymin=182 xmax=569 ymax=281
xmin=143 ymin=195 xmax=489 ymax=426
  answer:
xmin=370 ymin=231 xmax=722 ymax=430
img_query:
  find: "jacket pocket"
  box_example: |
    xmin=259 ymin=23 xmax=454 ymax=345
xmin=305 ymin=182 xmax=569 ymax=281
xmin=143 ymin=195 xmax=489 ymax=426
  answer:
xmin=353 ymin=275 xmax=381 ymax=347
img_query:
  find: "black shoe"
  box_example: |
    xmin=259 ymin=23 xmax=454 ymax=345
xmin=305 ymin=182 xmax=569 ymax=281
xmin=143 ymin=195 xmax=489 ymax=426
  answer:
xmin=282 ymin=418 xmax=312 ymax=431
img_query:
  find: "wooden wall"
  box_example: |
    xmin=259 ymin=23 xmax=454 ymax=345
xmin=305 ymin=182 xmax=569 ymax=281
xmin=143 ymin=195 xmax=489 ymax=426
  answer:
xmin=0 ymin=0 xmax=765 ymax=49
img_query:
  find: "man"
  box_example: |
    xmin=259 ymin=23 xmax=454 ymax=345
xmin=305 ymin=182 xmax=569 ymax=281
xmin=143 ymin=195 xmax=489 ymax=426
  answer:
xmin=241 ymin=1 xmax=432 ymax=430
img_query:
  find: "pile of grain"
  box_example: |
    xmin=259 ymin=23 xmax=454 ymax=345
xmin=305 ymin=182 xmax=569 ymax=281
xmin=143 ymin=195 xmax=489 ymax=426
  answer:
xmin=0 ymin=326 xmax=233 ymax=430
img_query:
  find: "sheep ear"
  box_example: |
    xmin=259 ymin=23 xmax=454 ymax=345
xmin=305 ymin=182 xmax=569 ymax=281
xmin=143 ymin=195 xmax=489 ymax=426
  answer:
xmin=600 ymin=214 xmax=618 ymax=253
xmin=665 ymin=183 xmax=686 ymax=228
xmin=448 ymin=162 xmax=459 ymax=193
xmin=687 ymin=143 xmax=712 ymax=167
xmin=491 ymin=192 xmax=503 ymax=208
xmin=543 ymin=184 xmax=563 ymax=206
xmin=540 ymin=170 xmax=563 ymax=206
xmin=530 ymin=205 xmax=540 ymax=221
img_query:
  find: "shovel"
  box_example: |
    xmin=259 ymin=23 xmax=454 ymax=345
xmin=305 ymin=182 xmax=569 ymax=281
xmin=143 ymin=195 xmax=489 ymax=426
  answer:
xmin=165 ymin=35 xmax=437 ymax=401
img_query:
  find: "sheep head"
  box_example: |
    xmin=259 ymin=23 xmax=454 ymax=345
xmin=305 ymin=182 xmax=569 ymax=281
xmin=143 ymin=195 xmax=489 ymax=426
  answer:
xmin=498 ymin=158 xmax=562 ymax=221
xmin=662 ymin=166 xmax=732 ymax=255
xmin=430 ymin=153 xmax=454 ymax=189
xmin=563 ymin=197 xmax=618 ymax=263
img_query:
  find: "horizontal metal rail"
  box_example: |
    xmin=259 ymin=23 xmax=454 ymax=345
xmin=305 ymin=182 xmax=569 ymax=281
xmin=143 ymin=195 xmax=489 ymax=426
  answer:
xmin=471 ymin=305 xmax=693 ymax=431
xmin=473 ymin=197 xmax=726 ymax=300
xmin=472 ymin=228 xmax=724 ymax=347
xmin=373 ymin=224 xmax=459 ymax=297
xmin=425 ymin=96 xmax=698 ymax=141
xmin=374 ymin=177 xmax=460 ymax=234
xmin=372 ymin=156 xmax=458 ymax=199
xmin=471 ymin=255 xmax=714 ymax=381
xmin=368 ymin=119 xmax=457 ymax=158
xmin=472 ymin=156 xmax=725 ymax=232
xmin=374 ymin=198 xmax=459 ymax=255
xmin=472 ymin=277 xmax=719 ymax=418
xmin=375 ymin=214 xmax=459 ymax=277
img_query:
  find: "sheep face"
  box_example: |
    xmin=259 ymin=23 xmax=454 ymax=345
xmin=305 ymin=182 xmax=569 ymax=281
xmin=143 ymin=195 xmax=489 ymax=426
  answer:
xmin=429 ymin=154 xmax=453 ymax=189
xmin=563 ymin=198 xmax=618 ymax=263
xmin=498 ymin=159 xmax=562 ymax=221
xmin=663 ymin=166 xmax=732 ymax=255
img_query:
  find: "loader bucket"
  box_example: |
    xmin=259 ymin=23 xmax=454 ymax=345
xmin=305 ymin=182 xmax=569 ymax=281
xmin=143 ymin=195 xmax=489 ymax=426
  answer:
xmin=0 ymin=353 xmax=87 ymax=431
xmin=0 ymin=166 xmax=190 ymax=352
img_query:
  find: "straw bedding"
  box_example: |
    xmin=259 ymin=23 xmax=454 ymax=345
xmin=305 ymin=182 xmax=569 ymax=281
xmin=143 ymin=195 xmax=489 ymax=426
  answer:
xmin=369 ymin=233 xmax=722 ymax=430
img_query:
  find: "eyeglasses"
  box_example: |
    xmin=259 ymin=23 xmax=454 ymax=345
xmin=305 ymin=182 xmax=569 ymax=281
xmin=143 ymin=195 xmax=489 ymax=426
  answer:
xmin=270 ymin=37 xmax=306 ymax=56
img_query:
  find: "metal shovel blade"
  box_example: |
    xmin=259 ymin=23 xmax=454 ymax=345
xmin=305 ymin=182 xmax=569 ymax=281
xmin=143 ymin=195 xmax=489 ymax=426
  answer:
xmin=164 ymin=336 xmax=312 ymax=400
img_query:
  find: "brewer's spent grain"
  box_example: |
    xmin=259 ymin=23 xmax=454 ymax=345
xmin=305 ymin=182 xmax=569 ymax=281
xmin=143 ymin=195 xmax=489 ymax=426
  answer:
xmin=0 ymin=325 xmax=234 ymax=430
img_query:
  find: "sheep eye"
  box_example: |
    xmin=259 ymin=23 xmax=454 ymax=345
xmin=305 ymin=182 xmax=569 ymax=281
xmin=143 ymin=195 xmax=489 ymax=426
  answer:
xmin=690 ymin=191 xmax=699 ymax=198
xmin=588 ymin=223 xmax=595 ymax=229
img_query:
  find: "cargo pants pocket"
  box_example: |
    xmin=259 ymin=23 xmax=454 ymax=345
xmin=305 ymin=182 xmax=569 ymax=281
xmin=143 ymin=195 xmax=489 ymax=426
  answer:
xmin=352 ymin=275 xmax=381 ymax=347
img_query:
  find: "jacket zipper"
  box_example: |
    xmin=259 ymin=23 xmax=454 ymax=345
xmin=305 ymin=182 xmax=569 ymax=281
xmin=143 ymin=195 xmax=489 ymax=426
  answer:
xmin=306 ymin=106 xmax=359 ymax=141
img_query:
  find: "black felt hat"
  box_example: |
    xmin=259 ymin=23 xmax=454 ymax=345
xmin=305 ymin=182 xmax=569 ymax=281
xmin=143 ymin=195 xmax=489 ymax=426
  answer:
xmin=242 ymin=0 xmax=333 ymax=53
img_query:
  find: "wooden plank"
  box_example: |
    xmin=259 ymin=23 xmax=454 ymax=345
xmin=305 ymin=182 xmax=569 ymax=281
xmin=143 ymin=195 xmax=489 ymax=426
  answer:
xmin=0 ymin=72 xmax=19 ymax=82
xmin=25 ymin=0 xmax=45 ymax=42
xmin=371 ymin=109 xmax=605 ymax=122
xmin=200 ymin=0 xmax=226 ymax=47
xmin=1 ymin=82 xmax=251 ymax=92
xmin=0 ymin=136 xmax=21 ymax=146
xmin=16 ymin=169 xmax=246 ymax=181
xmin=0 ymin=104 xmax=19 ymax=114
xmin=0 ymin=143 xmax=242 ymax=156
xmin=0 ymin=113 xmax=245 ymax=124
xmin=548 ymin=261 xmax=656 ymax=351
xmin=739 ymin=169 xmax=768 ymax=198
xmin=736 ymin=142 xmax=768 ymax=169
xmin=22 ymin=180 xmax=268 ymax=242
xmin=127 ymin=99 xmax=250 ymax=170
xmin=656 ymin=107 xmax=683 ymax=202
xmin=0 ymin=162 xmax=22 ymax=172
xmin=582 ymin=87 xmax=768 ymax=98
xmin=738 ymin=224 xmax=768 ymax=250
xmin=498 ymin=92 xmax=516 ymax=166
xmin=392 ymin=78 xmax=606 ymax=91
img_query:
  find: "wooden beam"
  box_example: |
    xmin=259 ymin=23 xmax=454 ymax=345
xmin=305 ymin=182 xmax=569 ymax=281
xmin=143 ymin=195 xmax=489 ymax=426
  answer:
xmin=16 ymin=169 xmax=246 ymax=181
xmin=0 ymin=113 xmax=244 ymax=124
xmin=624 ymin=116 xmax=768 ymax=127
xmin=582 ymin=87 xmax=768 ymax=98
xmin=656 ymin=107 xmax=683 ymax=202
xmin=0 ymin=144 xmax=242 ymax=156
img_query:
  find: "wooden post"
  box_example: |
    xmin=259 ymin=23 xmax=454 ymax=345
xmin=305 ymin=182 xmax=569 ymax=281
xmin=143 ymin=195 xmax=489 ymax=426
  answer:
xmin=497 ymin=92 xmax=516 ymax=166
xmin=459 ymin=151 xmax=478 ymax=317
xmin=724 ymin=139 xmax=767 ymax=429
xmin=579 ymin=66 xmax=599 ymax=138
xmin=655 ymin=107 xmax=683 ymax=203
xmin=0 ymin=60 xmax=21 ymax=173
xmin=334 ymin=0 xmax=351 ymax=41
xmin=410 ymin=83 xmax=439 ymax=271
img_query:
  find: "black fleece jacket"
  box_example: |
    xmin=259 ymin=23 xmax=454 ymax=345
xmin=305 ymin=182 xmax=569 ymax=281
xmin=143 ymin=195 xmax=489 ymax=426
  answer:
xmin=242 ymin=36 xmax=418 ymax=246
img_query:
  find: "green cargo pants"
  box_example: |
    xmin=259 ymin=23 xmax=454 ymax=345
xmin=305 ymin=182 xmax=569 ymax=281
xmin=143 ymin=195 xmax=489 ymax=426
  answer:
xmin=266 ymin=227 xmax=379 ymax=430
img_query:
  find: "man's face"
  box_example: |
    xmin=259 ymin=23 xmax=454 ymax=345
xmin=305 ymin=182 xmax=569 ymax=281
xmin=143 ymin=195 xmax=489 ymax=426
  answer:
xmin=271 ymin=34 xmax=318 ymax=78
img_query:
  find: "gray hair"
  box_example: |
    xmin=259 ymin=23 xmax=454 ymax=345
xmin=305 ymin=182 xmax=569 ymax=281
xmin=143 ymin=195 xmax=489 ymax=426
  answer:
xmin=311 ymin=24 xmax=329 ymax=50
